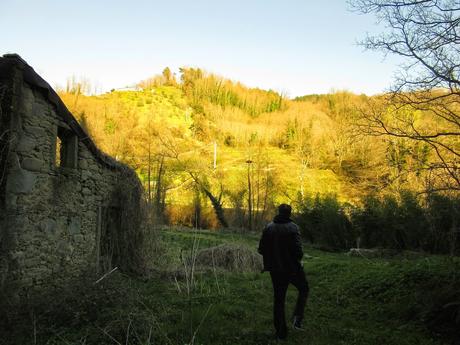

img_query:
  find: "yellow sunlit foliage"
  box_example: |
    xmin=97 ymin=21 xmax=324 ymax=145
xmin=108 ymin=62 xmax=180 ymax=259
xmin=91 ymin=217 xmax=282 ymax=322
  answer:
xmin=58 ymin=70 xmax=451 ymax=227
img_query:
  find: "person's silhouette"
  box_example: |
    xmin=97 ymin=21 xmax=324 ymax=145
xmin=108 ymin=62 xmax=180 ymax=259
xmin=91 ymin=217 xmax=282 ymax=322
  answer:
xmin=258 ymin=204 xmax=309 ymax=340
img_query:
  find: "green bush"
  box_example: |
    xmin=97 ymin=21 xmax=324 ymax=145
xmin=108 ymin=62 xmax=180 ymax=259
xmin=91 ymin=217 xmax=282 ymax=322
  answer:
xmin=425 ymin=194 xmax=460 ymax=255
xmin=351 ymin=191 xmax=431 ymax=251
xmin=297 ymin=191 xmax=459 ymax=255
xmin=295 ymin=193 xmax=354 ymax=250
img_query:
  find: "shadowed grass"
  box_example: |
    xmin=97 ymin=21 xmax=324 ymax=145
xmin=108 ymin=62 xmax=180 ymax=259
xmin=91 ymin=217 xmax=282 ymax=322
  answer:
xmin=2 ymin=228 xmax=458 ymax=345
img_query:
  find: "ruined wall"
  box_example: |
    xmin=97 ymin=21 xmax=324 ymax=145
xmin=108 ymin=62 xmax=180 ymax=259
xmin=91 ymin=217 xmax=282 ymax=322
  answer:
xmin=0 ymin=60 xmax=16 ymax=291
xmin=0 ymin=56 xmax=141 ymax=297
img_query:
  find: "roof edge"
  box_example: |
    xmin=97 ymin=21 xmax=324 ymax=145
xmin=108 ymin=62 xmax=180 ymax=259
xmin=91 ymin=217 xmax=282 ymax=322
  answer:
xmin=1 ymin=54 xmax=129 ymax=173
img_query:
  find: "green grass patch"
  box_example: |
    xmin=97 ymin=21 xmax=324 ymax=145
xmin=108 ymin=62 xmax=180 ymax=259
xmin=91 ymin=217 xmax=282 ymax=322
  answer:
xmin=3 ymin=228 xmax=458 ymax=345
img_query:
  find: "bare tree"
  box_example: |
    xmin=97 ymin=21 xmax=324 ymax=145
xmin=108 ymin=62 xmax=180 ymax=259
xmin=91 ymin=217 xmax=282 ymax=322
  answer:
xmin=350 ymin=0 xmax=460 ymax=191
xmin=160 ymin=136 xmax=229 ymax=228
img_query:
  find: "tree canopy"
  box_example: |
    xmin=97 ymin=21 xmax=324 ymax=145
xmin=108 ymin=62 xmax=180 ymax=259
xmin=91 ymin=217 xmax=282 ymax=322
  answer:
xmin=350 ymin=0 xmax=460 ymax=191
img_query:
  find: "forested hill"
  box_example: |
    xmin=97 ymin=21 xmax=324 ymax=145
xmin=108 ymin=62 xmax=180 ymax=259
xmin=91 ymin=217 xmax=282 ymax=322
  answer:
xmin=58 ymin=67 xmax=447 ymax=228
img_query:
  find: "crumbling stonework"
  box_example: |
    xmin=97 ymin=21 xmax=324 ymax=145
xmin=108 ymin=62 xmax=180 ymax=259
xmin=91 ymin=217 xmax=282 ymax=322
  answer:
xmin=0 ymin=54 xmax=143 ymax=297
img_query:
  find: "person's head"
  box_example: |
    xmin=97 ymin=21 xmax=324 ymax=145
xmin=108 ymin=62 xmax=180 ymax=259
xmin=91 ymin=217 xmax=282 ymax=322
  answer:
xmin=278 ymin=204 xmax=292 ymax=217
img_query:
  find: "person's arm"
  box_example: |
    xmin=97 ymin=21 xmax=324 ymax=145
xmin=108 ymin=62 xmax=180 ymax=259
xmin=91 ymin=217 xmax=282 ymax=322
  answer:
xmin=292 ymin=227 xmax=303 ymax=261
xmin=258 ymin=228 xmax=267 ymax=255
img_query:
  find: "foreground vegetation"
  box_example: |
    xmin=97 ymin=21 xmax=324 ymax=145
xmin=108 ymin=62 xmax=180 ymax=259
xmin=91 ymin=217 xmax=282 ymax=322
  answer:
xmin=3 ymin=228 xmax=459 ymax=345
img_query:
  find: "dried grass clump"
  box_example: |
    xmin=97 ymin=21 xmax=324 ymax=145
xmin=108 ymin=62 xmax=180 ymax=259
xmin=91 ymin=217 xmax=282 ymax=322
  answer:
xmin=195 ymin=244 xmax=262 ymax=272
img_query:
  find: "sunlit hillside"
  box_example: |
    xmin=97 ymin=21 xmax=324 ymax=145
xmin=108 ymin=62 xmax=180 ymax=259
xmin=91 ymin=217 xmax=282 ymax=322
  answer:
xmin=58 ymin=68 xmax=448 ymax=229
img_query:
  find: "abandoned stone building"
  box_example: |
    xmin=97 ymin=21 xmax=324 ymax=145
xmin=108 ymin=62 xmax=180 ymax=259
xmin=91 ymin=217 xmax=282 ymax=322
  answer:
xmin=0 ymin=54 xmax=144 ymax=298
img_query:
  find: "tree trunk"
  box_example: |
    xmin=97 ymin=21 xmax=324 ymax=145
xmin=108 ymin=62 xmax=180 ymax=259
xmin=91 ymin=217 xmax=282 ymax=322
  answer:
xmin=154 ymin=155 xmax=165 ymax=222
xmin=247 ymin=162 xmax=253 ymax=231
xmin=202 ymin=187 xmax=228 ymax=228
xmin=187 ymin=171 xmax=229 ymax=228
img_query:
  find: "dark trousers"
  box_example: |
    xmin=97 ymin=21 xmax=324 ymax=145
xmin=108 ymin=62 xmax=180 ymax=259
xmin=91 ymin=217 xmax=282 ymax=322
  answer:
xmin=269 ymin=269 xmax=309 ymax=338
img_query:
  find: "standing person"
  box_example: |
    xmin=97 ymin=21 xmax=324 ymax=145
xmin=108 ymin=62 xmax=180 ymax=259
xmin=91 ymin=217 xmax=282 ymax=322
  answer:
xmin=258 ymin=204 xmax=309 ymax=340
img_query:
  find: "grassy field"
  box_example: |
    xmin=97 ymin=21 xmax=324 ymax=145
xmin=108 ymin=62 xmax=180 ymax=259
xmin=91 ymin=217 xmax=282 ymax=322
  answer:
xmin=3 ymin=228 xmax=459 ymax=345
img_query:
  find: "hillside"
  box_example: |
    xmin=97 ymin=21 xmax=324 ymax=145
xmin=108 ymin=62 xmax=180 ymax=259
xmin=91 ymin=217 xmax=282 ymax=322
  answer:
xmin=61 ymin=77 xmax=367 ymax=190
xmin=58 ymin=68 xmax=454 ymax=232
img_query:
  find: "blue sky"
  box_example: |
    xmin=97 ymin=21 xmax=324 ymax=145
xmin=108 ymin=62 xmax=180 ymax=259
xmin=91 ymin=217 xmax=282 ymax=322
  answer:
xmin=1 ymin=0 xmax=401 ymax=97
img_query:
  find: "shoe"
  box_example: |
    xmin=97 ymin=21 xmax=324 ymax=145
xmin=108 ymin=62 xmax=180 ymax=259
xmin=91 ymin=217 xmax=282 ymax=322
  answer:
xmin=292 ymin=316 xmax=305 ymax=331
xmin=275 ymin=334 xmax=287 ymax=341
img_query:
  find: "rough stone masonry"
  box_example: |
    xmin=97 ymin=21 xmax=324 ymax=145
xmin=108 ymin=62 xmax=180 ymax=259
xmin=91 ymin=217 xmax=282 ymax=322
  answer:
xmin=0 ymin=54 xmax=143 ymax=298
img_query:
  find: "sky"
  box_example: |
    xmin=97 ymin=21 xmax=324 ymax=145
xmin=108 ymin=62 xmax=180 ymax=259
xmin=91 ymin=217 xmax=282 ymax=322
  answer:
xmin=0 ymin=0 xmax=402 ymax=97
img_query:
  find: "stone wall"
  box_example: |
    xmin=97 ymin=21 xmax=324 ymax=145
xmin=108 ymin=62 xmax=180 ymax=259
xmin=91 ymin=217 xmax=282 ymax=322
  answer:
xmin=0 ymin=55 xmax=143 ymax=298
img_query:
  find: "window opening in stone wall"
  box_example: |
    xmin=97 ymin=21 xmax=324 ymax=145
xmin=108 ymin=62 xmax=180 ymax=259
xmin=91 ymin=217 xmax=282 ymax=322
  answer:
xmin=55 ymin=136 xmax=62 ymax=167
xmin=55 ymin=126 xmax=78 ymax=168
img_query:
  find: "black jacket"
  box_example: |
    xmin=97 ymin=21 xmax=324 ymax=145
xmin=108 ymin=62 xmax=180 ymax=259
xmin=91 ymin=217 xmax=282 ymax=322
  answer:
xmin=258 ymin=217 xmax=303 ymax=273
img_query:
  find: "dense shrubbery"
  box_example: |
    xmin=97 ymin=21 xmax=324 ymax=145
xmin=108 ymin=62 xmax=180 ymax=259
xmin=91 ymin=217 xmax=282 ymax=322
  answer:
xmin=180 ymin=67 xmax=285 ymax=117
xmin=295 ymin=194 xmax=355 ymax=251
xmin=295 ymin=192 xmax=460 ymax=254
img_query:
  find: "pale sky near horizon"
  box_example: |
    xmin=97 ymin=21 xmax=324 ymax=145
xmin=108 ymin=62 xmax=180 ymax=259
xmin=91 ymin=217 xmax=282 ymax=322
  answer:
xmin=1 ymin=0 xmax=402 ymax=97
